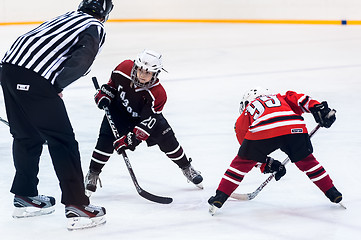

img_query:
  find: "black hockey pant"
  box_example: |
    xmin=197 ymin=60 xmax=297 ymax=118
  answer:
xmin=1 ymin=64 xmax=89 ymax=205
xmin=89 ymin=106 xmax=189 ymax=173
xmin=238 ymin=133 xmax=313 ymax=163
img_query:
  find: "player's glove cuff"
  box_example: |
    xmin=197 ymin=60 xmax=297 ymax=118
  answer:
xmin=94 ymin=84 xmax=116 ymax=109
xmin=261 ymin=156 xmax=286 ymax=181
xmin=133 ymin=126 xmax=150 ymax=141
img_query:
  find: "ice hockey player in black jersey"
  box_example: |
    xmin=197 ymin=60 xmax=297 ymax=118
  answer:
xmin=0 ymin=0 xmax=113 ymax=230
xmin=85 ymin=49 xmax=204 ymax=196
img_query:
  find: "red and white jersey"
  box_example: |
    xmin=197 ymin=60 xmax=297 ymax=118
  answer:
xmin=235 ymin=91 xmax=320 ymax=144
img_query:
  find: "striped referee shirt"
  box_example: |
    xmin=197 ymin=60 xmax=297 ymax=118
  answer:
xmin=1 ymin=11 xmax=105 ymax=86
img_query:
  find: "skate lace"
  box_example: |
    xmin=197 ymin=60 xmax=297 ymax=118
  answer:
xmin=182 ymin=165 xmax=201 ymax=182
xmin=86 ymin=172 xmax=102 ymax=188
xmin=86 ymin=204 xmax=102 ymax=211
xmin=35 ymin=195 xmax=50 ymax=201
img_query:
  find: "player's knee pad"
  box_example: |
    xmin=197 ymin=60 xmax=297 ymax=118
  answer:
xmin=146 ymin=115 xmax=177 ymax=149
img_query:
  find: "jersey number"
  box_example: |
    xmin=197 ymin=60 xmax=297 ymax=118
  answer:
xmin=247 ymin=95 xmax=281 ymax=120
xmin=141 ymin=117 xmax=157 ymax=129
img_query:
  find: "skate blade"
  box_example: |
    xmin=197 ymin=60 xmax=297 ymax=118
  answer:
xmin=196 ymin=183 xmax=204 ymax=189
xmin=85 ymin=189 xmax=93 ymax=197
xmin=67 ymin=216 xmax=106 ymax=231
xmin=208 ymin=205 xmax=218 ymax=216
xmin=338 ymin=202 xmax=347 ymax=209
xmin=12 ymin=206 xmax=55 ymax=218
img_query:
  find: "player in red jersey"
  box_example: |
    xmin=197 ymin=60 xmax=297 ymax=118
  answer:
xmin=84 ymin=50 xmax=203 ymax=195
xmin=208 ymin=87 xmax=342 ymax=212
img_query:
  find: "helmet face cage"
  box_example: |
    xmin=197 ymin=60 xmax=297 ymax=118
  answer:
xmin=130 ymin=65 xmax=160 ymax=88
xmin=239 ymin=100 xmax=249 ymax=113
xmin=78 ymin=0 xmax=114 ymax=22
xmin=130 ymin=50 xmax=163 ymax=88
xmin=239 ymin=87 xmax=269 ymax=113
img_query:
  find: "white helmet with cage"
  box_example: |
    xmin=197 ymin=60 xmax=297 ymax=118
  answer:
xmin=130 ymin=49 xmax=163 ymax=87
xmin=239 ymin=87 xmax=270 ymax=113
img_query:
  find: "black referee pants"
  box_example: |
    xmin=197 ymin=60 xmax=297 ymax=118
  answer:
xmin=1 ymin=64 xmax=89 ymax=206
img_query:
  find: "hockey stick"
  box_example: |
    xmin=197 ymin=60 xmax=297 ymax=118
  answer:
xmin=230 ymin=123 xmax=322 ymax=201
xmin=92 ymin=77 xmax=173 ymax=204
xmin=0 ymin=116 xmax=9 ymax=126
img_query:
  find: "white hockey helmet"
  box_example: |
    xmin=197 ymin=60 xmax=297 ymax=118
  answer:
xmin=131 ymin=49 xmax=163 ymax=87
xmin=239 ymin=87 xmax=270 ymax=113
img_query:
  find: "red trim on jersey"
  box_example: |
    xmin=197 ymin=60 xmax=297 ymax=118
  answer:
xmin=145 ymin=82 xmax=167 ymax=113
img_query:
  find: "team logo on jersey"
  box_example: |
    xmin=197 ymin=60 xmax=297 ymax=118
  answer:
xmin=291 ymin=128 xmax=303 ymax=133
xmin=162 ymin=127 xmax=172 ymax=135
xmin=119 ymin=90 xmax=139 ymax=117
xmin=16 ymin=84 xmax=30 ymax=91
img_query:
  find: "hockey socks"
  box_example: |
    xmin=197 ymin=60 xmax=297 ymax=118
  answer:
xmin=217 ymin=156 xmax=257 ymax=196
xmin=295 ymin=154 xmax=334 ymax=193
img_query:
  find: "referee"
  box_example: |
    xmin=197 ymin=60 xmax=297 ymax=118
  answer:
xmin=1 ymin=0 xmax=113 ymax=229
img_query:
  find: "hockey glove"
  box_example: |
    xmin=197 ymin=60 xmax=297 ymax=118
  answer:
xmin=260 ymin=157 xmax=286 ymax=181
xmin=94 ymin=84 xmax=116 ymax=109
xmin=113 ymin=132 xmax=141 ymax=154
xmin=133 ymin=126 xmax=150 ymax=141
xmin=310 ymin=101 xmax=336 ymax=128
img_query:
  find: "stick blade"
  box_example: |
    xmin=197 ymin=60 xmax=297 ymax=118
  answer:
xmin=139 ymin=190 xmax=173 ymax=204
xmin=230 ymin=192 xmax=251 ymax=201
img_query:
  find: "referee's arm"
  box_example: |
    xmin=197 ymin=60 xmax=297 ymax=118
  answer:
xmin=54 ymin=25 xmax=101 ymax=92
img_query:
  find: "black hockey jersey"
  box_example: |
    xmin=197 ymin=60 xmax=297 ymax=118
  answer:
xmin=107 ymin=59 xmax=167 ymax=139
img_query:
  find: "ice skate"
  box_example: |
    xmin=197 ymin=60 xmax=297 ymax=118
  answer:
xmin=181 ymin=160 xmax=203 ymax=189
xmin=65 ymin=204 xmax=106 ymax=230
xmin=325 ymin=186 xmax=342 ymax=203
xmin=325 ymin=186 xmax=345 ymax=208
xmin=84 ymin=170 xmax=102 ymax=197
xmin=208 ymin=190 xmax=229 ymax=216
xmin=12 ymin=195 xmax=56 ymax=218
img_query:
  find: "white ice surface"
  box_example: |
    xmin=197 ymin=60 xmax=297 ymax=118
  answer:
xmin=0 ymin=23 xmax=361 ymax=239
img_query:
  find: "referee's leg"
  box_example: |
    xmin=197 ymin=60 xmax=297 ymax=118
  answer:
xmin=3 ymin=66 xmax=89 ymax=205
xmin=1 ymin=73 xmax=44 ymax=197
xmin=33 ymin=91 xmax=89 ymax=205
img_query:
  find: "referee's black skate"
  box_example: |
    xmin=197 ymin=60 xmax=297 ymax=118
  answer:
xmin=65 ymin=204 xmax=106 ymax=230
xmin=181 ymin=159 xmax=203 ymax=189
xmin=84 ymin=170 xmax=102 ymax=197
xmin=12 ymin=195 xmax=55 ymax=218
